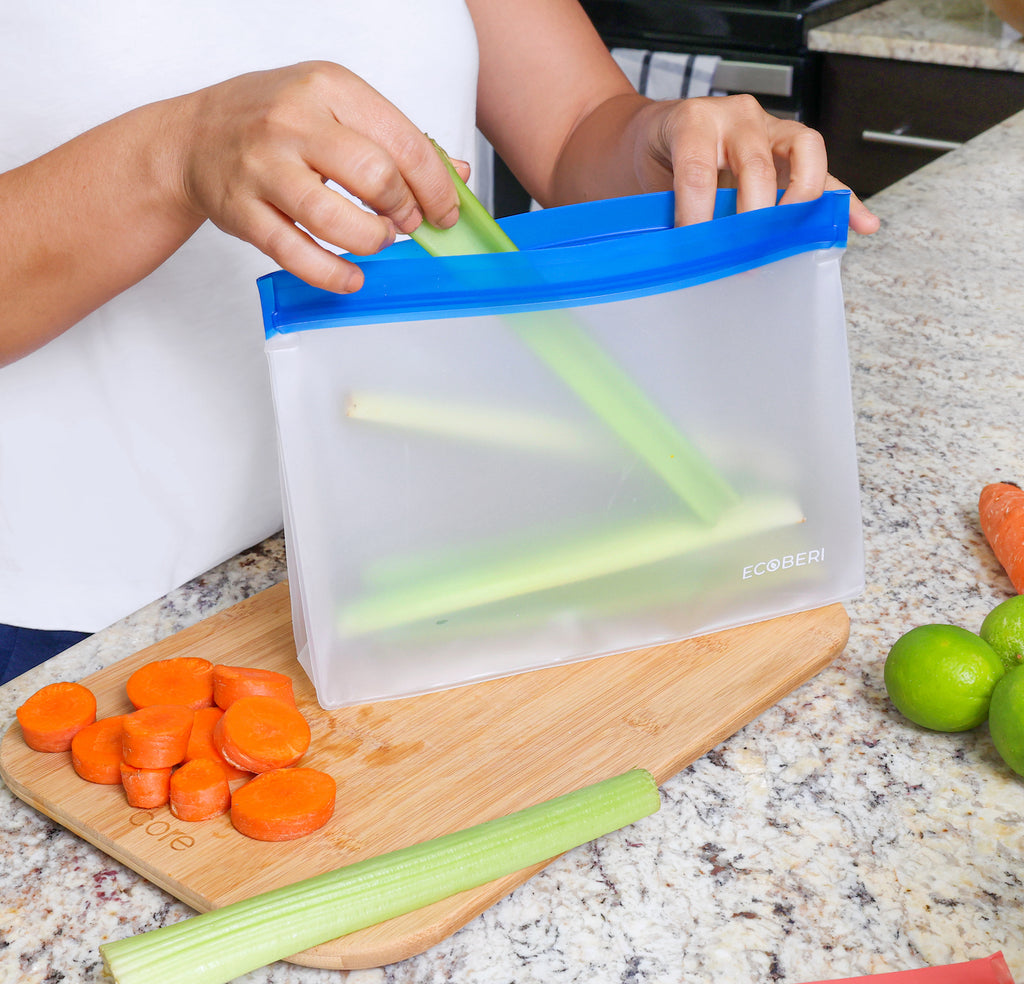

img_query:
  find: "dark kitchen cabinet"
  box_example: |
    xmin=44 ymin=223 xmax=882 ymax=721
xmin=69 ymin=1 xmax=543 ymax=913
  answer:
xmin=815 ymin=52 xmax=1024 ymax=198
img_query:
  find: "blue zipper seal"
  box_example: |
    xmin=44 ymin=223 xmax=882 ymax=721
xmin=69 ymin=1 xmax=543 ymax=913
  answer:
xmin=259 ymin=188 xmax=850 ymax=338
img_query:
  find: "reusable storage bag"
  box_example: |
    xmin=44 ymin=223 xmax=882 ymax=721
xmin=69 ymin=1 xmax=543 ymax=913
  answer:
xmin=259 ymin=189 xmax=863 ymax=709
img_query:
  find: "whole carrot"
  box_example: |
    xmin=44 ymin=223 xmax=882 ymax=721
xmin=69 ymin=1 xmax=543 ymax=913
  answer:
xmin=980 ymin=482 xmax=1024 ymax=593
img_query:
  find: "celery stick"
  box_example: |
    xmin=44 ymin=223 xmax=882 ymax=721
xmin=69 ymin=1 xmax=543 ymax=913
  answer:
xmin=410 ymin=141 xmax=736 ymax=522
xmin=345 ymin=390 xmax=598 ymax=456
xmin=510 ymin=310 xmax=739 ymax=522
xmin=338 ymin=494 xmax=803 ymax=635
xmin=100 ymin=769 xmax=660 ymax=984
xmin=410 ymin=139 xmax=518 ymax=256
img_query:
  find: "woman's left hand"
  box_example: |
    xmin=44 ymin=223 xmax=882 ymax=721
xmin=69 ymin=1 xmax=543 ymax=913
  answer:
xmin=633 ymin=93 xmax=880 ymax=234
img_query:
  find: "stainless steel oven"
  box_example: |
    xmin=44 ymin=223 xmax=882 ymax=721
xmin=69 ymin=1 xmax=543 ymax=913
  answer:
xmin=579 ymin=0 xmax=884 ymax=119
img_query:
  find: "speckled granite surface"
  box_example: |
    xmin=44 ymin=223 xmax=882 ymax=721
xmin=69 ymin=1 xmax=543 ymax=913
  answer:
xmin=4 ymin=115 xmax=1024 ymax=983
xmin=809 ymin=0 xmax=1024 ymax=70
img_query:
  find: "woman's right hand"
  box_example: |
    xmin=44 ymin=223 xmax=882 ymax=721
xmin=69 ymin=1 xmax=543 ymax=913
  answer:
xmin=175 ymin=61 xmax=464 ymax=293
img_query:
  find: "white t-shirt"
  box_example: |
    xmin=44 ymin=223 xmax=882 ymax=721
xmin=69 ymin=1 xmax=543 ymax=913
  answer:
xmin=0 ymin=1 xmax=480 ymax=631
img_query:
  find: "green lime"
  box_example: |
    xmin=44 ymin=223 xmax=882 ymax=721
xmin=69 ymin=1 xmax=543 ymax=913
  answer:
xmin=883 ymin=624 xmax=1006 ymax=732
xmin=980 ymin=595 xmax=1024 ymax=672
xmin=988 ymin=664 xmax=1024 ymax=776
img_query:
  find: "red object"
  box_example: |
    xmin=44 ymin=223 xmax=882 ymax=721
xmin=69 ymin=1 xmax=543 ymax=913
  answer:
xmin=800 ymin=953 xmax=1015 ymax=984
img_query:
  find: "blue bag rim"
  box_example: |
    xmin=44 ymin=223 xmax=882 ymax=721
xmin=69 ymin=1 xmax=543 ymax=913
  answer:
xmin=260 ymin=188 xmax=850 ymax=338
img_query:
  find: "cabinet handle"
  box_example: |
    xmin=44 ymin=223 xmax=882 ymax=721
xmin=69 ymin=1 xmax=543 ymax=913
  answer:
xmin=861 ymin=129 xmax=963 ymax=152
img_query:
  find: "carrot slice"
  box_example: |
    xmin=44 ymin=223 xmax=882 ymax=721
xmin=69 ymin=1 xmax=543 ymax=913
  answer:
xmin=980 ymin=482 xmax=1024 ymax=593
xmin=121 ymin=704 xmax=195 ymax=769
xmin=230 ymin=768 xmax=336 ymax=841
xmin=213 ymin=695 xmax=311 ymax=773
xmin=119 ymin=762 xmax=173 ymax=809
xmin=169 ymin=759 xmax=231 ymax=821
xmin=125 ymin=656 xmax=214 ymax=711
xmin=212 ymin=664 xmax=296 ymax=709
xmin=185 ymin=706 xmax=250 ymax=782
xmin=16 ymin=680 xmax=97 ymax=752
xmin=71 ymin=715 xmax=126 ymax=784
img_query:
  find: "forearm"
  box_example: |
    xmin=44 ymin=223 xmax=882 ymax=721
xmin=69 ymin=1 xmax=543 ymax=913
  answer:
xmin=472 ymin=0 xmax=877 ymax=234
xmin=470 ymin=0 xmax=638 ymax=208
xmin=0 ymin=98 xmax=203 ymax=366
xmin=546 ymin=92 xmax=666 ymax=207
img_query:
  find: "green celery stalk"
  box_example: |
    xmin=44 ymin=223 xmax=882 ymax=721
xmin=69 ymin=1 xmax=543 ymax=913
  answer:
xmin=410 ymin=142 xmax=737 ymax=523
xmin=509 ymin=310 xmax=739 ymax=522
xmin=338 ymin=494 xmax=803 ymax=635
xmin=100 ymin=769 xmax=660 ymax=984
xmin=410 ymin=140 xmax=518 ymax=256
xmin=345 ymin=389 xmax=598 ymax=457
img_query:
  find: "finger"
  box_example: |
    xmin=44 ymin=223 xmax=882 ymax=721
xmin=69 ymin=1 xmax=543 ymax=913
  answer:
xmin=373 ymin=124 xmax=462 ymax=230
xmin=263 ymin=160 xmax=398 ymax=257
xmin=296 ymin=64 xmax=461 ymax=231
xmin=449 ymin=158 xmax=471 ymax=184
xmin=244 ymin=202 xmax=368 ymax=293
xmin=716 ymin=97 xmax=781 ymax=215
xmin=300 ymin=125 xmax=426 ymax=234
xmin=774 ymin=122 xmax=829 ymax=206
xmin=667 ymin=107 xmax=723 ymax=227
xmin=824 ymin=174 xmax=881 ymax=235
xmin=848 ymin=199 xmax=881 ymax=235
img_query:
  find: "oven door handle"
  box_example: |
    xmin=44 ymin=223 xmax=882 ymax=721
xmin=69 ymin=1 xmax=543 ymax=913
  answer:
xmin=712 ymin=60 xmax=794 ymax=97
xmin=861 ymin=129 xmax=963 ymax=152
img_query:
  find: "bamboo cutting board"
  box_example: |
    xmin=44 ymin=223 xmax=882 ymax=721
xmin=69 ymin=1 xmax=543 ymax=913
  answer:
xmin=1 ymin=582 xmax=848 ymax=970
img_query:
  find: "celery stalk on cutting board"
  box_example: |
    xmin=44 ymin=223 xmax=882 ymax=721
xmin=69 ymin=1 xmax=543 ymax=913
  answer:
xmin=100 ymin=769 xmax=660 ymax=984
xmin=410 ymin=140 xmax=739 ymax=525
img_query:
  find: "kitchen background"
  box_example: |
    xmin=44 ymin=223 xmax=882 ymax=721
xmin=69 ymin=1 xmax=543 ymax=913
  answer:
xmin=486 ymin=0 xmax=1024 ymax=214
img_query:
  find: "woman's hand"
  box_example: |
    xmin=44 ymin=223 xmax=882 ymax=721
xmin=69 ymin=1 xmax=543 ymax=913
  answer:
xmin=1 ymin=60 xmax=467 ymax=364
xmin=176 ymin=61 xmax=465 ymax=294
xmin=628 ymin=93 xmax=880 ymax=235
xmin=470 ymin=0 xmax=879 ymax=236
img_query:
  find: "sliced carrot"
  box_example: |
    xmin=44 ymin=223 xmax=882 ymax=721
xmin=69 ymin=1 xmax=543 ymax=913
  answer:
xmin=121 ymin=704 xmax=195 ymax=770
xmin=213 ymin=695 xmax=311 ymax=773
xmin=125 ymin=656 xmax=214 ymax=711
xmin=230 ymin=768 xmax=336 ymax=841
xmin=169 ymin=759 xmax=231 ymax=821
xmin=980 ymin=482 xmax=1024 ymax=593
xmin=212 ymin=664 xmax=296 ymax=709
xmin=16 ymin=680 xmax=97 ymax=752
xmin=71 ymin=715 xmax=126 ymax=784
xmin=119 ymin=762 xmax=173 ymax=809
xmin=185 ymin=706 xmax=250 ymax=782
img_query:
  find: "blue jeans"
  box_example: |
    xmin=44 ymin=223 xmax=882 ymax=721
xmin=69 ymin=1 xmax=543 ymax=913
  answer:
xmin=0 ymin=626 xmax=91 ymax=685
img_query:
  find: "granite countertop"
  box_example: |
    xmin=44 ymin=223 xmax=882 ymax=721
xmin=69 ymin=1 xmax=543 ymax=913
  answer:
xmin=4 ymin=113 xmax=1024 ymax=983
xmin=809 ymin=0 xmax=1024 ymax=70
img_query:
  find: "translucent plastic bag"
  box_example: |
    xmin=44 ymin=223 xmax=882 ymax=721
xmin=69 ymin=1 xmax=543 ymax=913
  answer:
xmin=259 ymin=189 xmax=863 ymax=709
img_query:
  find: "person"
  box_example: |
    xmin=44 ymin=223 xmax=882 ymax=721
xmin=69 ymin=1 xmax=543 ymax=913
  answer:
xmin=0 ymin=0 xmax=879 ymax=684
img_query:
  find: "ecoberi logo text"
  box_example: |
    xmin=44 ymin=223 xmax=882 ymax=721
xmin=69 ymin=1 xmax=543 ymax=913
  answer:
xmin=742 ymin=548 xmax=825 ymax=580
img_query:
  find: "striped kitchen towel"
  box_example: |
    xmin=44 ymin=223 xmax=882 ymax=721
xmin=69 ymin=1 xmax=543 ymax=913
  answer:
xmin=612 ymin=49 xmax=723 ymax=99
